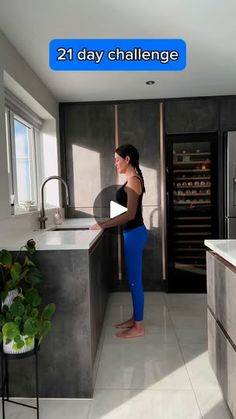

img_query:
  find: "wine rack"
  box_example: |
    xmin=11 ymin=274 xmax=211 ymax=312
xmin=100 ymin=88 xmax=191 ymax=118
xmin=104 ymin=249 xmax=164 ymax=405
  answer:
xmin=172 ymin=147 xmax=212 ymax=275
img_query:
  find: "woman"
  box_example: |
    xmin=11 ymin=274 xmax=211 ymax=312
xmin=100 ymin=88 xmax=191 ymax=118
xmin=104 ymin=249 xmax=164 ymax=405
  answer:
xmin=90 ymin=144 xmax=148 ymax=339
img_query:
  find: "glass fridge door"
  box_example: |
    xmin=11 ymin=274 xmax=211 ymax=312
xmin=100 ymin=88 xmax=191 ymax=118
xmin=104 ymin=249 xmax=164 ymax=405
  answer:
xmin=166 ymin=133 xmax=218 ymax=292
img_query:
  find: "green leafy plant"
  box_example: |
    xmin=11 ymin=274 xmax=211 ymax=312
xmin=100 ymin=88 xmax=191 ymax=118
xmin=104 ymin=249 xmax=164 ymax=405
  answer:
xmin=0 ymin=240 xmax=56 ymax=351
xmin=0 ymin=239 xmax=43 ymax=303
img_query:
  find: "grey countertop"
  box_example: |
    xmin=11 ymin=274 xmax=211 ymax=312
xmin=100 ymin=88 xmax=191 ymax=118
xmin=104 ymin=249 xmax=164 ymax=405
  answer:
xmin=205 ymin=239 xmax=236 ymax=267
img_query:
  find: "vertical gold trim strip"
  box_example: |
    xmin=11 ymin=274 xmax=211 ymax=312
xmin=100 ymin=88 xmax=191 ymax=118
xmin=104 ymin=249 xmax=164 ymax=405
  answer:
xmin=114 ymin=104 xmax=119 ymax=149
xmin=114 ymin=104 xmax=122 ymax=281
xmin=160 ymin=102 xmax=167 ymax=280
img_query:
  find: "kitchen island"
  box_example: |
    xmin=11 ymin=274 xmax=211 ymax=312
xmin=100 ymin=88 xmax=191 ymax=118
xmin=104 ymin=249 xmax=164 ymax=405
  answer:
xmin=0 ymin=218 xmax=116 ymax=398
xmin=205 ymin=240 xmax=236 ymax=418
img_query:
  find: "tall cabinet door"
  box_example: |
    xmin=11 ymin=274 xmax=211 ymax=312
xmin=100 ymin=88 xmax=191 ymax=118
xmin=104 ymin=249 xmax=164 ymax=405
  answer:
xmin=60 ymin=103 xmax=115 ymax=217
xmin=117 ymin=102 xmax=162 ymax=291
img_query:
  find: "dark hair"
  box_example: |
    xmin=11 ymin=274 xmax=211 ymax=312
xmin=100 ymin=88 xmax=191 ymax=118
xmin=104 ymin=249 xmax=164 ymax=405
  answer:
xmin=115 ymin=144 xmax=146 ymax=193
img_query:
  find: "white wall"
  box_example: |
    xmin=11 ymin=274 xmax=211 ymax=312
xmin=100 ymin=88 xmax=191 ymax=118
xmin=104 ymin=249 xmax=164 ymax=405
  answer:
xmin=41 ymin=119 xmax=60 ymax=207
xmin=0 ymin=30 xmax=57 ymax=119
xmin=0 ymin=66 xmax=10 ymax=220
xmin=0 ymin=29 xmax=60 ymax=234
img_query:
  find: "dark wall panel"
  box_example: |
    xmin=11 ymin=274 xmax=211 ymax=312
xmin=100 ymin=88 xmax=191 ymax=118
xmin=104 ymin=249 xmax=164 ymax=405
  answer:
xmin=220 ymin=97 xmax=236 ymax=131
xmin=165 ymin=98 xmax=219 ymax=134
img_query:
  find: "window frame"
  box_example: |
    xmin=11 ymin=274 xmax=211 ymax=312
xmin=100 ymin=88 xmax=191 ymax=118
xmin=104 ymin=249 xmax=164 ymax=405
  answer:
xmin=5 ymin=107 xmax=40 ymax=212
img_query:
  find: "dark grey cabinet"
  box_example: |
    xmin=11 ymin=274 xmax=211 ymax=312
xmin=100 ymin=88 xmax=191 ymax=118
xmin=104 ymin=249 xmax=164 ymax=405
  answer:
xmin=220 ymin=97 xmax=236 ymax=131
xmin=89 ymin=232 xmax=110 ymax=371
xmin=60 ymin=103 xmax=115 ymax=216
xmin=4 ymin=234 xmax=110 ymax=399
xmin=207 ymin=251 xmax=236 ymax=418
xmin=165 ymin=98 xmax=218 ymax=134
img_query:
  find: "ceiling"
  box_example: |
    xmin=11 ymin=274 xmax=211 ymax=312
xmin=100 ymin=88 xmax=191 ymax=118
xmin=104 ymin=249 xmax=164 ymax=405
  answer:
xmin=0 ymin=0 xmax=236 ymax=102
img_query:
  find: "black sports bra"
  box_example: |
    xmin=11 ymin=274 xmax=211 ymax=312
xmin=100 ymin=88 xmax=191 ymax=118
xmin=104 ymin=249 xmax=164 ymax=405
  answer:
xmin=116 ymin=176 xmax=144 ymax=231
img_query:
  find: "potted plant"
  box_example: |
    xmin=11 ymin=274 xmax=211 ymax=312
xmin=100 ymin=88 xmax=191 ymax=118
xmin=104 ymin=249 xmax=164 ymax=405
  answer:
xmin=0 ymin=239 xmax=56 ymax=354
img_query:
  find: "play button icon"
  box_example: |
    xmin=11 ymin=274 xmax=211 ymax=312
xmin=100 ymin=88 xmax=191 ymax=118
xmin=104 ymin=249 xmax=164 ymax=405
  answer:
xmin=91 ymin=183 xmax=139 ymax=235
xmin=110 ymin=201 xmax=127 ymax=218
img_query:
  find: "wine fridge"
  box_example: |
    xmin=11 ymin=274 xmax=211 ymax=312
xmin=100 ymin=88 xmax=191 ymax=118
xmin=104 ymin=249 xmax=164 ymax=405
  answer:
xmin=166 ymin=132 xmax=218 ymax=292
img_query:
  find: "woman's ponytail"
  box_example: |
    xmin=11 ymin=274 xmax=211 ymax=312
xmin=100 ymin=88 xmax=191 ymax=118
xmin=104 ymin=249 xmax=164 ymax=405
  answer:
xmin=135 ymin=166 xmax=146 ymax=193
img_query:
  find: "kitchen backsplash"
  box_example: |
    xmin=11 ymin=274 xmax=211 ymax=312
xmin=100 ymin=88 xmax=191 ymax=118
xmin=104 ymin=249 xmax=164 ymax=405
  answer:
xmin=0 ymin=208 xmax=65 ymax=242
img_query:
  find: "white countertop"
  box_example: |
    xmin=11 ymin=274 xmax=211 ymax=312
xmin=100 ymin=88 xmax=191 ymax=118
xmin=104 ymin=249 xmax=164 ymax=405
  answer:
xmin=205 ymin=240 xmax=236 ymax=267
xmin=0 ymin=218 xmax=104 ymax=251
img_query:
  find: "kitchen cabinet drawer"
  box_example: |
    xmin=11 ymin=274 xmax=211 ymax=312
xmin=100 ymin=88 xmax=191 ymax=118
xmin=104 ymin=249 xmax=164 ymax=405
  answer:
xmin=207 ymin=251 xmax=236 ymax=347
xmin=208 ymin=308 xmax=236 ymax=418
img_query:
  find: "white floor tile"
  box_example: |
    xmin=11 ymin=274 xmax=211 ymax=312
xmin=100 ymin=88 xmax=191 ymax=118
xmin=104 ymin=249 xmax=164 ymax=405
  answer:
xmin=180 ymin=344 xmax=220 ymax=389
xmin=168 ymin=305 xmax=207 ymax=317
xmin=170 ymin=312 xmax=208 ymax=344
xmin=108 ymin=292 xmax=133 ymax=305
xmin=173 ymin=325 xmax=208 ymax=344
xmin=144 ymin=305 xmax=173 ymax=325
xmin=164 ymin=294 xmax=207 ymax=309
xmin=88 ymin=389 xmax=202 ymax=419
xmin=169 ymin=310 xmax=208 ymax=326
xmin=194 ymin=388 xmax=233 ymax=419
xmin=95 ymin=343 xmax=191 ymax=390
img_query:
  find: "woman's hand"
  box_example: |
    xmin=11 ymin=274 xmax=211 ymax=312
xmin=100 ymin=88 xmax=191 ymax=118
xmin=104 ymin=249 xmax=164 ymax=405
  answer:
xmin=89 ymin=223 xmax=103 ymax=230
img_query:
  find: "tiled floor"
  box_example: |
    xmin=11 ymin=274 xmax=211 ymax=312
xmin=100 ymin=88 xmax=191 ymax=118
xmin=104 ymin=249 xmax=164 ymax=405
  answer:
xmin=1 ymin=293 xmax=233 ymax=419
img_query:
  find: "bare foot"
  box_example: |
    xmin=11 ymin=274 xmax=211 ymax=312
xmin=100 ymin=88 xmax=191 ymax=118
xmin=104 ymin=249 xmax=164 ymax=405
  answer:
xmin=115 ymin=318 xmax=134 ymax=329
xmin=116 ymin=326 xmax=145 ymax=339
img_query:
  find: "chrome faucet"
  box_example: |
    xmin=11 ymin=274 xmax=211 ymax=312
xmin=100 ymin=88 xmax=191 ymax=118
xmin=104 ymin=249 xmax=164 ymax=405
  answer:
xmin=39 ymin=176 xmax=70 ymax=229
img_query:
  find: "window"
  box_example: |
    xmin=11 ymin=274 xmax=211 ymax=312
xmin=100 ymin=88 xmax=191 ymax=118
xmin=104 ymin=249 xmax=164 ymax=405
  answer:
xmin=4 ymin=88 xmax=61 ymax=214
xmin=5 ymin=109 xmax=39 ymax=212
xmin=4 ymin=88 xmax=43 ymax=213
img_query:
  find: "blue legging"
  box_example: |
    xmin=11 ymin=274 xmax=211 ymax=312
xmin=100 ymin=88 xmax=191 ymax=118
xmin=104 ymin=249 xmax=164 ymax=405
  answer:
xmin=123 ymin=225 xmax=148 ymax=321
